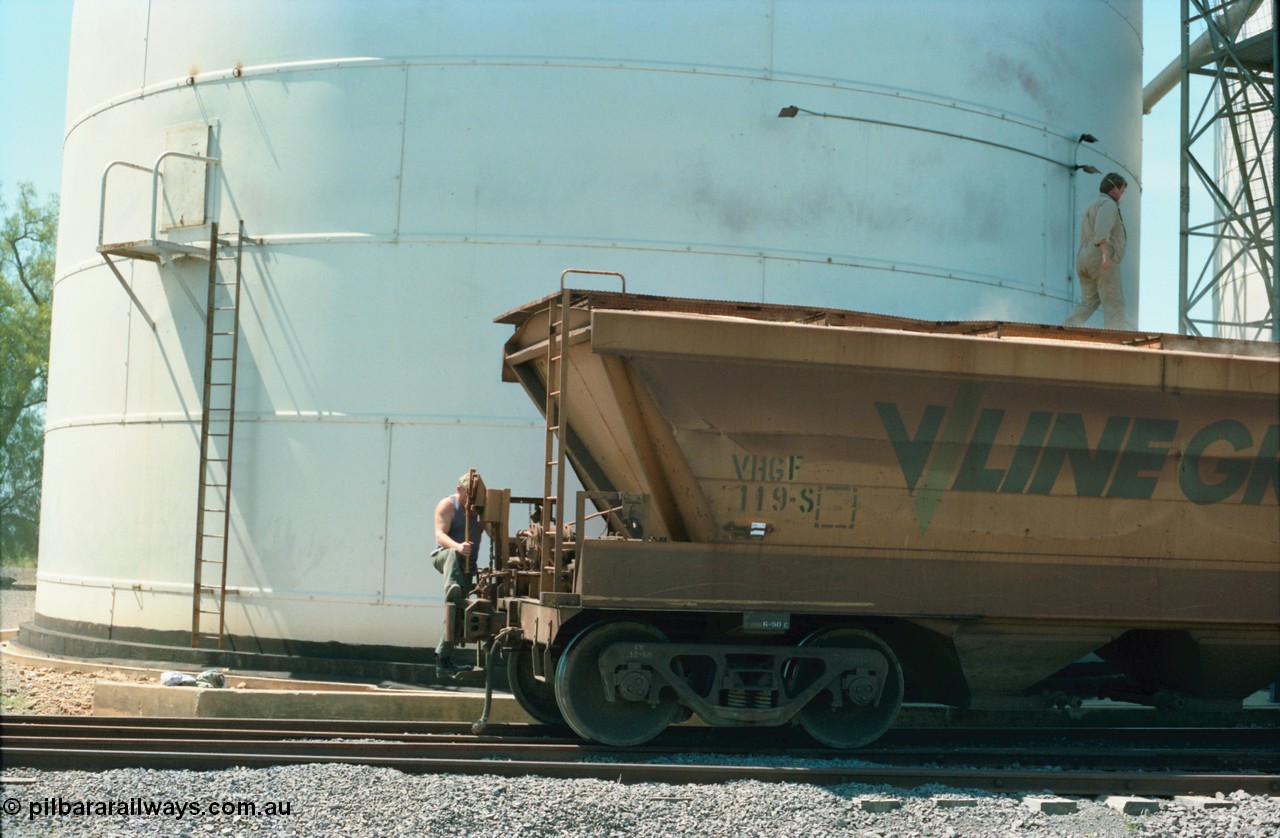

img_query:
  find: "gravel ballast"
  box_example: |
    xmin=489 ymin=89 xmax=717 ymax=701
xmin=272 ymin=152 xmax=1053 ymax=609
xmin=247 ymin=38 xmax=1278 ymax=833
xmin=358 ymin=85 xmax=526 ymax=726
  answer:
xmin=1 ymin=764 xmax=1277 ymax=837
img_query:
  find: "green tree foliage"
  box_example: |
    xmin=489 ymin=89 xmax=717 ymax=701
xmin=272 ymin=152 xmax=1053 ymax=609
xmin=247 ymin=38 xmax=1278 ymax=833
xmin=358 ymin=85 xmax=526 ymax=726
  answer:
xmin=0 ymin=182 xmax=58 ymax=563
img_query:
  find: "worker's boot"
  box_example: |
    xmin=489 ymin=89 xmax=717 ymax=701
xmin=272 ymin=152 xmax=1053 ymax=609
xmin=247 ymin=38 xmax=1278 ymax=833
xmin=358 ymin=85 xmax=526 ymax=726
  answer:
xmin=435 ymin=657 xmax=473 ymax=681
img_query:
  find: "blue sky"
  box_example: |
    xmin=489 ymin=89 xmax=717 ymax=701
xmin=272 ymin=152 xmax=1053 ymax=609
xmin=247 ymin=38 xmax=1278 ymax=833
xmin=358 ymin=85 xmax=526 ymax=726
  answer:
xmin=0 ymin=1 xmax=1190 ymax=331
xmin=0 ymin=0 xmax=72 ymax=200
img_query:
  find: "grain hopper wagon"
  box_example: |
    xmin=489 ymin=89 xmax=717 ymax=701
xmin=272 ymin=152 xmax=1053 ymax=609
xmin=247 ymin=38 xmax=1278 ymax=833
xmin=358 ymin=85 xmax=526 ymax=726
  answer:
xmin=451 ymin=279 xmax=1280 ymax=747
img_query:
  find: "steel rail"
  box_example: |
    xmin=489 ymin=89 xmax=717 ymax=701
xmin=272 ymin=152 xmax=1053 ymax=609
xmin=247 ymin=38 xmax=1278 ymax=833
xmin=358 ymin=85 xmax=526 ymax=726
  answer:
xmin=3 ymin=716 xmax=1277 ymax=756
xmin=2 ymin=717 xmax=1278 ymax=796
xmin=5 ymin=715 xmax=1276 ymax=744
xmin=4 ymin=744 xmax=1278 ymax=797
xmin=3 ymin=734 xmax=1275 ymax=772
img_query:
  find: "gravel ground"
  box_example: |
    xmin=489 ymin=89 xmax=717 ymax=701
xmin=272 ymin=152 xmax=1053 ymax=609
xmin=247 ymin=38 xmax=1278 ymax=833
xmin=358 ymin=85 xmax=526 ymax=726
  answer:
xmin=1 ymin=656 xmax=154 ymax=715
xmin=3 ymin=566 xmax=155 ymax=715
xmin=3 ymin=567 xmax=1278 ymax=836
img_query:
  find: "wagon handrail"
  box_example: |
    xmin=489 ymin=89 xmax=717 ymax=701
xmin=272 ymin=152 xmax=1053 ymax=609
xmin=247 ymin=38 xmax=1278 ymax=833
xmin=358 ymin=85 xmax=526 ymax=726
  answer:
xmin=560 ymin=268 xmax=625 ymax=293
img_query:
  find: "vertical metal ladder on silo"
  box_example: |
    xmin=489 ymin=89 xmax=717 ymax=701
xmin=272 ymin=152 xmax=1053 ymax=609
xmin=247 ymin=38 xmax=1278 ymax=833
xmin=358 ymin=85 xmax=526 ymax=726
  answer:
xmin=191 ymin=220 xmax=245 ymax=649
xmin=540 ymin=271 xmax=625 ymax=593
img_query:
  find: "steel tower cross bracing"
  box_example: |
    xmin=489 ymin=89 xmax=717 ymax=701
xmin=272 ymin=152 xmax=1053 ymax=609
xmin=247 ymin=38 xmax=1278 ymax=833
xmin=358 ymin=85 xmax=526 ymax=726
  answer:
xmin=1178 ymin=0 xmax=1278 ymax=340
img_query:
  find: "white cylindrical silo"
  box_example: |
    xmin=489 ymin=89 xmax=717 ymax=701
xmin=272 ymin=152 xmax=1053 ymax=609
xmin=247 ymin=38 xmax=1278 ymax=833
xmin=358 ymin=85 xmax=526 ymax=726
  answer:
xmin=33 ymin=0 xmax=1143 ymax=666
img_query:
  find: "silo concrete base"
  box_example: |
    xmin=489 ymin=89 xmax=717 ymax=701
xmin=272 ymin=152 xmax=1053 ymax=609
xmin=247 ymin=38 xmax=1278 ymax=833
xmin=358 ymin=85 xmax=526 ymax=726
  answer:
xmin=17 ymin=613 xmax=458 ymax=684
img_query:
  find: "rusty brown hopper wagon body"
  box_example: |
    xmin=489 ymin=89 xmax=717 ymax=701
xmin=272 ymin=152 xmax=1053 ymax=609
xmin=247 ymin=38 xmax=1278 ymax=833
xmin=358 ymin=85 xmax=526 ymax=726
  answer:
xmin=481 ymin=288 xmax=1279 ymax=748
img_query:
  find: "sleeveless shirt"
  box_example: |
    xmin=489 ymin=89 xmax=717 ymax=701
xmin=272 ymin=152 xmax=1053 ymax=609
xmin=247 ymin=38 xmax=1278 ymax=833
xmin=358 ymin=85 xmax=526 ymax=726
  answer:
xmin=437 ymin=493 xmax=483 ymax=554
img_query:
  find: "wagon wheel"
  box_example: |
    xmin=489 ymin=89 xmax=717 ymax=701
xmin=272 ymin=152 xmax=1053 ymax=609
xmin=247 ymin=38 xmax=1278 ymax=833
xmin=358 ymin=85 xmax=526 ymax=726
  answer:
xmin=791 ymin=627 xmax=903 ymax=749
xmin=507 ymin=643 xmax=566 ymax=726
xmin=554 ymin=620 xmax=679 ymax=746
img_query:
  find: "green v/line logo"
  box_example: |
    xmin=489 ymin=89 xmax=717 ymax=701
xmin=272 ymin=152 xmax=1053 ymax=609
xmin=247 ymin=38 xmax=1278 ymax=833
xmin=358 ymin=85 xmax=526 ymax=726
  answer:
xmin=875 ymin=383 xmax=1280 ymax=533
xmin=875 ymin=383 xmax=983 ymax=534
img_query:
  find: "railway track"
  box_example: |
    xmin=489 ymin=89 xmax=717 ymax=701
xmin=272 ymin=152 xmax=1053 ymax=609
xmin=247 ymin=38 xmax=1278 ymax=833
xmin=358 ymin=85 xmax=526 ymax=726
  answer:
xmin=3 ymin=716 xmax=1277 ymax=797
